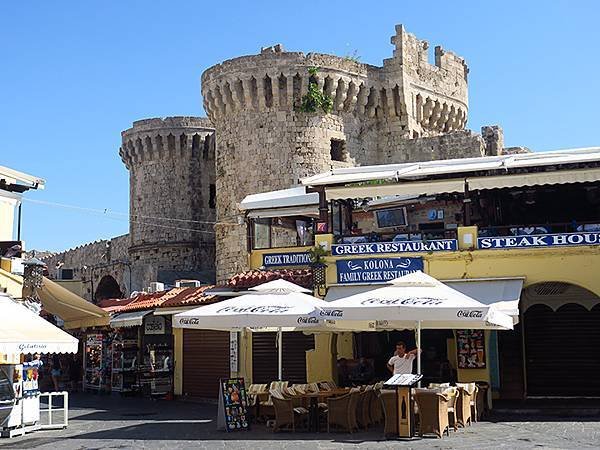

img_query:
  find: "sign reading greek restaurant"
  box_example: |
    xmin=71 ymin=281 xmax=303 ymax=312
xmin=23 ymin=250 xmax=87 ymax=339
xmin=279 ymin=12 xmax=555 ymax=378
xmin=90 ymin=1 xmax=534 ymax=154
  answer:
xmin=478 ymin=232 xmax=600 ymax=250
xmin=262 ymin=251 xmax=311 ymax=268
xmin=331 ymin=239 xmax=457 ymax=256
xmin=336 ymin=257 xmax=424 ymax=284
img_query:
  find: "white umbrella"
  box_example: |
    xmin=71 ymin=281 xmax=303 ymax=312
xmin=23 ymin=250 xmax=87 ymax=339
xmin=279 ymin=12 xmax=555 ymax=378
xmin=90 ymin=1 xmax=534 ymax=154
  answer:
xmin=174 ymin=279 xmax=326 ymax=380
xmin=322 ymin=271 xmax=513 ymax=375
xmin=0 ymin=294 xmax=79 ymax=355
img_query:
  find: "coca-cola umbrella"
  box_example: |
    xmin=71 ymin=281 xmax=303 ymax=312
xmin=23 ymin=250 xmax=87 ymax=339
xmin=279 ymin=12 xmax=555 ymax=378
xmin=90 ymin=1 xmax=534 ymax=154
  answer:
xmin=322 ymin=271 xmax=513 ymax=375
xmin=173 ymin=279 xmax=326 ymax=380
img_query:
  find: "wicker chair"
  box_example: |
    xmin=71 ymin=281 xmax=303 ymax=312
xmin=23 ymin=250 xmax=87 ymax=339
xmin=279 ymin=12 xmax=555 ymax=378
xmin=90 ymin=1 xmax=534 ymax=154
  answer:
xmin=369 ymin=386 xmax=383 ymax=425
xmin=379 ymin=389 xmax=398 ymax=438
xmin=414 ymin=391 xmax=450 ymax=438
xmin=326 ymin=393 xmax=352 ymax=433
xmin=444 ymin=387 xmax=459 ymax=431
xmin=470 ymin=385 xmax=479 ymax=423
xmin=475 ymin=382 xmax=490 ymax=420
xmin=455 ymin=387 xmax=473 ymax=428
xmin=355 ymin=389 xmax=371 ymax=430
xmin=271 ymin=394 xmax=308 ymax=432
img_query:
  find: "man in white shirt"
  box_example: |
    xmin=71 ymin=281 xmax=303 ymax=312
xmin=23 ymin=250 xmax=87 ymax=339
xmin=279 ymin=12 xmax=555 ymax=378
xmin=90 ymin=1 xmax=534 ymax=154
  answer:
xmin=387 ymin=341 xmax=419 ymax=375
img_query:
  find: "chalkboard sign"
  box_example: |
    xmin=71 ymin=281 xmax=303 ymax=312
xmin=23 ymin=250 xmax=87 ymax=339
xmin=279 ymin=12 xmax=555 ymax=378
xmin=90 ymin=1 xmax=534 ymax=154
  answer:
xmin=217 ymin=378 xmax=249 ymax=432
xmin=456 ymin=330 xmax=486 ymax=369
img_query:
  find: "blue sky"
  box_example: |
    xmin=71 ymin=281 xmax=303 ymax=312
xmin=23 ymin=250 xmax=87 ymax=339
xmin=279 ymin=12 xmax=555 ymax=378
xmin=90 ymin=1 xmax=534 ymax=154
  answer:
xmin=1 ymin=1 xmax=599 ymax=251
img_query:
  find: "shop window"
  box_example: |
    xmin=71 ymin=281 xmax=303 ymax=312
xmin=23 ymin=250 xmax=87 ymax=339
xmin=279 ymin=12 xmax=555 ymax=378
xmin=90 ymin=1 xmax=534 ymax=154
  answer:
xmin=209 ymin=184 xmax=216 ymax=209
xmin=253 ymin=218 xmax=271 ymax=249
xmin=330 ymin=139 xmax=346 ymax=162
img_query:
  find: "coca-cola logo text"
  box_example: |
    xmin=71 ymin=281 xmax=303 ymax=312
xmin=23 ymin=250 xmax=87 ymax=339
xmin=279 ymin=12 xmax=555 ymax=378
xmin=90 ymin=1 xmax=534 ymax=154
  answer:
xmin=360 ymin=297 xmax=444 ymax=306
xmin=297 ymin=316 xmax=319 ymax=324
xmin=456 ymin=310 xmax=484 ymax=318
xmin=320 ymin=309 xmax=343 ymax=317
xmin=216 ymin=305 xmax=292 ymax=314
xmin=178 ymin=317 xmax=200 ymax=325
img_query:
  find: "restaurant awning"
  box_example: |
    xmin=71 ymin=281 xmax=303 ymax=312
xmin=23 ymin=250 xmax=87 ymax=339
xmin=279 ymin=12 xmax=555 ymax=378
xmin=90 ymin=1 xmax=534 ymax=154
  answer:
xmin=110 ymin=310 xmax=152 ymax=328
xmin=247 ymin=205 xmax=319 ymax=219
xmin=467 ymin=168 xmax=600 ymax=192
xmin=0 ymin=294 xmax=78 ymax=354
xmin=38 ymin=277 xmax=110 ymax=330
xmin=325 ymin=178 xmax=465 ymax=201
xmin=240 ymin=186 xmax=319 ymax=211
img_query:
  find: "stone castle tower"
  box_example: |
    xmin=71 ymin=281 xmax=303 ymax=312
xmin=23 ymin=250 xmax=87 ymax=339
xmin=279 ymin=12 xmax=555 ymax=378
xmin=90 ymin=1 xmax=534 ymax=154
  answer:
xmin=203 ymin=25 xmax=484 ymax=281
xmin=119 ymin=117 xmax=216 ymax=291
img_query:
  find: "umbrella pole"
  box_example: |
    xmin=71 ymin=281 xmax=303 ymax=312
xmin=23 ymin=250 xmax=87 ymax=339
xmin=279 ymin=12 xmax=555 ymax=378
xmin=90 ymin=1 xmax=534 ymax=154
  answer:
xmin=416 ymin=320 xmax=422 ymax=387
xmin=277 ymin=327 xmax=283 ymax=381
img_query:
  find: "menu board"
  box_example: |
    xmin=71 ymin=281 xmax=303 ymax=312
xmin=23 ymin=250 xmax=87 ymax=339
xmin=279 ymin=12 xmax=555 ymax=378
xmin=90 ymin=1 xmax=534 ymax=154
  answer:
xmin=456 ymin=330 xmax=486 ymax=369
xmin=218 ymin=378 xmax=249 ymax=432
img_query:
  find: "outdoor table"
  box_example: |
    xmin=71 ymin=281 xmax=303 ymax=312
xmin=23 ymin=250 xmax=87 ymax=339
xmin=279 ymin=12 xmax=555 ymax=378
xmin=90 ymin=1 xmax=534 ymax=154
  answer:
xmin=301 ymin=388 xmax=350 ymax=432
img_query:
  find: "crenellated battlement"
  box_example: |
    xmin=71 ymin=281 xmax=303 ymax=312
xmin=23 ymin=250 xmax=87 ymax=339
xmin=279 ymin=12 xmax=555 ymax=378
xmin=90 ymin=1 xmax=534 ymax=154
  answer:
xmin=119 ymin=116 xmax=215 ymax=169
xmin=201 ymin=25 xmax=468 ymax=136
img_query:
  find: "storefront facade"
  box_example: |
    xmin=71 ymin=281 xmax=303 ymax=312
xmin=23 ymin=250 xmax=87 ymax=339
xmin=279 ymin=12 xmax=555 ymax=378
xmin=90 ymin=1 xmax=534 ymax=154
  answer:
xmin=242 ymin=148 xmax=600 ymax=400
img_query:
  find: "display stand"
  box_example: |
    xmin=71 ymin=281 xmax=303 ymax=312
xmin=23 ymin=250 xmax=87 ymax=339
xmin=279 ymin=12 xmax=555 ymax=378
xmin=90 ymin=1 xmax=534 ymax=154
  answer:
xmin=217 ymin=378 xmax=249 ymax=432
xmin=383 ymin=373 xmax=423 ymax=439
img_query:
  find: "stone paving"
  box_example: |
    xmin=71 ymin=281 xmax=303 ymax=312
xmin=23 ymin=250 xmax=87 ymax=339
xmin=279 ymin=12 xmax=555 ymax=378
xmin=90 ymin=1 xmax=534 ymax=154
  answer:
xmin=1 ymin=393 xmax=600 ymax=449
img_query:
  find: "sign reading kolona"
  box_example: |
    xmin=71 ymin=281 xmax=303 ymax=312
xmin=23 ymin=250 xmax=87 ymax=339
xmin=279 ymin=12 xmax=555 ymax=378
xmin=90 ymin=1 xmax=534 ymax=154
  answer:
xmin=332 ymin=240 xmax=457 ymax=256
xmin=336 ymin=257 xmax=424 ymax=284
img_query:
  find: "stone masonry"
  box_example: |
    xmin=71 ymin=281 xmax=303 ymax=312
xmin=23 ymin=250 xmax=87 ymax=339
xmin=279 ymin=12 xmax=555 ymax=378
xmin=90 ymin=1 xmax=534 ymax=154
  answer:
xmin=43 ymin=24 xmax=507 ymax=290
xmin=204 ymin=24 xmax=500 ymax=281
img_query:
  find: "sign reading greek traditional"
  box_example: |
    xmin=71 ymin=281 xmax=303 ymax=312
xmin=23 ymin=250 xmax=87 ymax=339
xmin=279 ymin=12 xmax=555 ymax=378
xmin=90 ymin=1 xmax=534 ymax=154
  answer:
xmin=336 ymin=257 xmax=424 ymax=284
xmin=331 ymin=240 xmax=457 ymax=256
xmin=478 ymin=232 xmax=600 ymax=250
xmin=262 ymin=251 xmax=311 ymax=268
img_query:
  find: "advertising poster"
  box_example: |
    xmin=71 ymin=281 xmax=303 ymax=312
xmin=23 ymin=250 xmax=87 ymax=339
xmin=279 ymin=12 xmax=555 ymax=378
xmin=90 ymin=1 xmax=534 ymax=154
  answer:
xmin=456 ymin=330 xmax=486 ymax=369
xmin=219 ymin=378 xmax=249 ymax=432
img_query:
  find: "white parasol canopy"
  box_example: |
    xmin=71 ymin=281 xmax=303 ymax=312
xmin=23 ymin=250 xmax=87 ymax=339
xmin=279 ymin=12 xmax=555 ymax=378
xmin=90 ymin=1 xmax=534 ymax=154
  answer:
xmin=173 ymin=279 xmax=327 ymax=380
xmin=0 ymin=294 xmax=79 ymax=355
xmin=322 ymin=271 xmax=513 ymax=330
xmin=322 ymin=271 xmax=514 ymax=377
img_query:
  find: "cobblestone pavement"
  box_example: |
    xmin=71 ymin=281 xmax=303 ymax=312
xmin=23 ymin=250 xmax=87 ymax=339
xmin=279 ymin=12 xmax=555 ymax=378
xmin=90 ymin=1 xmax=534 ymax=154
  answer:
xmin=1 ymin=394 xmax=600 ymax=449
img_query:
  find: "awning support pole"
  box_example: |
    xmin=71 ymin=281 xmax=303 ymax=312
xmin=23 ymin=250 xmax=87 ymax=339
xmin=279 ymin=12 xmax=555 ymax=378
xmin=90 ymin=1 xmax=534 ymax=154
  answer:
xmin=416 ymin=320 xmax=422 ymax=387
xmin=277 ymin=327 xmax=283 ymax=381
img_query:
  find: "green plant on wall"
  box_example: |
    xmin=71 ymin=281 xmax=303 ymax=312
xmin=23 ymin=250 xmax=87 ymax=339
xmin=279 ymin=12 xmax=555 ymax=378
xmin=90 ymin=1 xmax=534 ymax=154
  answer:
xmin=308 ymin=245 xmax=329 ymax=264
xmin=298 ymin=67 xmax=333 ymax=114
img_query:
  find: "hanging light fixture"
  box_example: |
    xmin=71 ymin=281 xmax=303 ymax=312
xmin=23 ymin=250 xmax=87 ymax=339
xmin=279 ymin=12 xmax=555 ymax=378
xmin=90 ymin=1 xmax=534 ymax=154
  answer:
xmin=22 ymin=257 xmax=46 ymax=313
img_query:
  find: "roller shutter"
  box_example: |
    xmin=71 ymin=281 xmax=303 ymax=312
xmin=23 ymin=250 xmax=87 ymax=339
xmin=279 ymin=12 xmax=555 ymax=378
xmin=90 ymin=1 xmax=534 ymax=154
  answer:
xmin=182 ymin=329 xmax=230 ymax=399
xmin=524 ymin=303 xmax=600 ymax=396
xmin=252 ymin=332 xmax=315 ymax=384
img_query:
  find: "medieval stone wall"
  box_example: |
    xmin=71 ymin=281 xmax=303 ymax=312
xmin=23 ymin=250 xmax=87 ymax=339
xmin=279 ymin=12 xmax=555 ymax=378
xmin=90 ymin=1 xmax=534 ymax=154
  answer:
xmin=203 ymin=24 xmax=480 ymax=281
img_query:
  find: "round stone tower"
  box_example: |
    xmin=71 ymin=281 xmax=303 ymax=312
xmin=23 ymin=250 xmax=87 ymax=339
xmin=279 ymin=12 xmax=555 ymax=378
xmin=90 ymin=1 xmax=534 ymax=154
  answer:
xmin=119 ymin=116 xmax=216 ymax=290
xmin=202 ymin=24 xmax=471 ymax=281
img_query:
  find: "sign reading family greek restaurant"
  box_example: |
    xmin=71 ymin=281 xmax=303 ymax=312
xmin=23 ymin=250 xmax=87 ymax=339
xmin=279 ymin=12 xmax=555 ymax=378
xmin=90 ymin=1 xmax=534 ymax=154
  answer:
xmin=262 ymin=251 xmax=311 ymax=268
xmin=331 ymin=239 xmax=457 ymax=256
xmin=478 ymin=232 xmax=600 ymax=250
xmin=336 ymin=257 xmax=424 ymax=284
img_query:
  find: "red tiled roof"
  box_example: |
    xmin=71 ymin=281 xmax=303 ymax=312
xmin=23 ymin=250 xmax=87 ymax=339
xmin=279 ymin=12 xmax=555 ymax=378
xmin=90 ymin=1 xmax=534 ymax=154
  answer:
xmin=227 ymin=269 xmax=313 ymax=289
xmin=98 ymin=298 xmax=135 ymax=313
xmin=160 ymin=285 xmax=222 ymax=308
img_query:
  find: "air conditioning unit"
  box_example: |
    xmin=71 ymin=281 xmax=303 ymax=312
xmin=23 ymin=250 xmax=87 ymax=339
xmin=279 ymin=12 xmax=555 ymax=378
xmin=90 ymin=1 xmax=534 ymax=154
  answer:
xmin=148 ymin=282 xmax=165 ymax=293
xmin=175 ymin=279 xmax=203 ymax=288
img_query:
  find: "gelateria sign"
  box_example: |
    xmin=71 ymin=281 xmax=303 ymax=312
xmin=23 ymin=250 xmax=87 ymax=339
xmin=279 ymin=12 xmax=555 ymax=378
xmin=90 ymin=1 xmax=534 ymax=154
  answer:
xmin=262 ymin=252 xmax=311 ymax=268
xmin=331 ymin=240 xmax=457 ymax=256
xmin=336 ymin=257 xmax=424 ymax=284
xmin=478 ymin=232 xmax=600 ymax=249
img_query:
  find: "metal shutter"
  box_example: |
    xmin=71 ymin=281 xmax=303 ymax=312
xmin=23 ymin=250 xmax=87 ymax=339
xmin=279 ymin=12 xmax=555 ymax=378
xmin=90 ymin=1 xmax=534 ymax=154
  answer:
xmin=182 ymin=329 xmax=230 ymax=399
xmin=252 ymin=332 xmax=315 ymax=384
xmin=525 ymin=304 xmax=600 ymax=396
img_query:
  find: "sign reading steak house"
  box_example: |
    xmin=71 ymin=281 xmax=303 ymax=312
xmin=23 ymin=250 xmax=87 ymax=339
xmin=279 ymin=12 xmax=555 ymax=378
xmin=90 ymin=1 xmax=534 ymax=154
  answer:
xmin=478 ymin=232 xmax=600 ymax=249
xmin=331 ymin=239 xmax=458 ymax=256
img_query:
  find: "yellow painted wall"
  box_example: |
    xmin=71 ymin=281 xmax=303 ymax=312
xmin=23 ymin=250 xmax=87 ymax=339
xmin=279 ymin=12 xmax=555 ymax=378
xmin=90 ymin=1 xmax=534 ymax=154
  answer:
xmin=306 ymin=333 xmax=335 ymax=382
xmin=173 ymin=328 xmax=183 ymax=395
xmin=248 ymin=233 xmax=600 ymax=389
xmin=0 ymin=268 xmax=23 ymax=298
xmin=447 ymin=332 xmax=491 ymax=384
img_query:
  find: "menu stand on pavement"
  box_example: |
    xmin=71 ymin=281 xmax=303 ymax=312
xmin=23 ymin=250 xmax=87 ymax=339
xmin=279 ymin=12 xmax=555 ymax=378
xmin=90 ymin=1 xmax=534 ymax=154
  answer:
xmin=383 ymin=373 xmax=423 ymax=439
